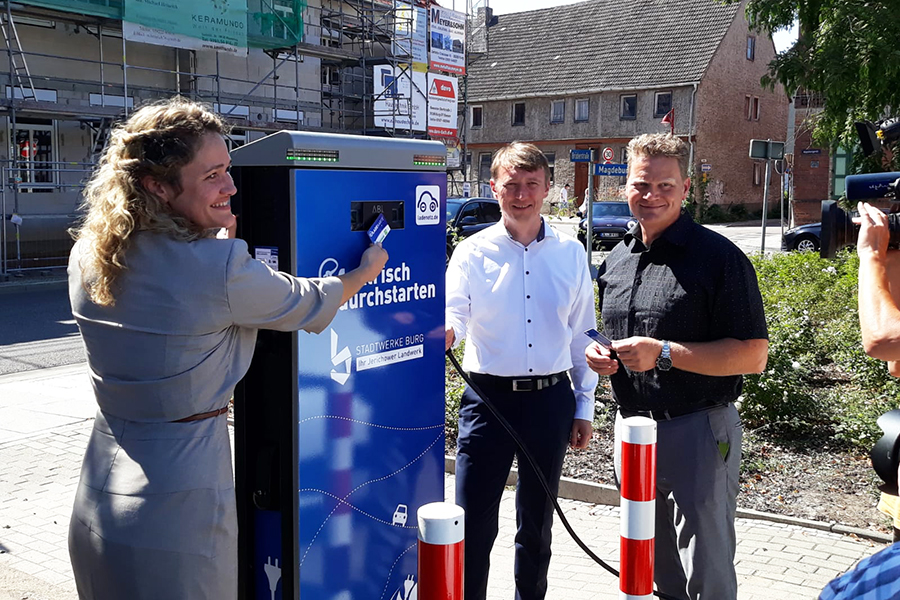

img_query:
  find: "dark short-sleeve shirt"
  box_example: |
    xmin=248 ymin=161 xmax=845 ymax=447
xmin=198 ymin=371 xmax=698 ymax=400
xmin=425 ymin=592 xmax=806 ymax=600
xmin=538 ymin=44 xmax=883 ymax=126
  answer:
xmin=597 ymin=210 xmax=768 ymax=412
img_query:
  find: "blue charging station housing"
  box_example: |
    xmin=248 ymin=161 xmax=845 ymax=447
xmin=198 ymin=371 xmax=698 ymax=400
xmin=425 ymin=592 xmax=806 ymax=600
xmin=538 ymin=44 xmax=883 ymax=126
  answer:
xmin=231 ymin=133 xmax=447 ymax=600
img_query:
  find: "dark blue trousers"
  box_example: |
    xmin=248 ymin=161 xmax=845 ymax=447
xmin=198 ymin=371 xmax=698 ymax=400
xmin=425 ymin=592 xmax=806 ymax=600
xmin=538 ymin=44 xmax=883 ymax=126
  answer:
xmin=455 ymin=373 xmax=575 ymax=600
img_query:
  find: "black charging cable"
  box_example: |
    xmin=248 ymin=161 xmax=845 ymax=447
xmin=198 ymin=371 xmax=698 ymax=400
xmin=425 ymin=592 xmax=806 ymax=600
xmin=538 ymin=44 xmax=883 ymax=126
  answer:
xmin=446 ymin=350 xmax=681 ymax=600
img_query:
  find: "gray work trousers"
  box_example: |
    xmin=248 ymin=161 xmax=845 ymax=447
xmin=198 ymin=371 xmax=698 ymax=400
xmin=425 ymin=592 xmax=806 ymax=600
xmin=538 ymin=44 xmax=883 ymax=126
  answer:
xmin=615 ymin=403 xmax=742 ymax=600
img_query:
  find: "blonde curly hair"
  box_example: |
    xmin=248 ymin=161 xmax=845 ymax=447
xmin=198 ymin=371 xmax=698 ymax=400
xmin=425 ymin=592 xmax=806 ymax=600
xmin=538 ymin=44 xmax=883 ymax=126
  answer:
xmin=72 ymin=97 xmax=229 ymax=306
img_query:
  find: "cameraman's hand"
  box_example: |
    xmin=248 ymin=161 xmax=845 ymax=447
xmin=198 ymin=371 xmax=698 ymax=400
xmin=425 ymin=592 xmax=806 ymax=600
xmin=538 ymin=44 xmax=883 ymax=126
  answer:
xmin=855 ymin=202 xmax=891 ymax=258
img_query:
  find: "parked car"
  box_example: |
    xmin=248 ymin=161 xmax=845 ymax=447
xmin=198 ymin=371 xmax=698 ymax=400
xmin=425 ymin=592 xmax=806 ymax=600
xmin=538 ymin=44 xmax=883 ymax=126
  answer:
xmin=781 ymin=222 xmax=821 ymax=252
xmin=577 ymin=201 xmax=637 ymax=249
xmin=781 ymin=207 xmax=885 ymax=252
xmin=446 ymin=196 xmax=500 ymax=263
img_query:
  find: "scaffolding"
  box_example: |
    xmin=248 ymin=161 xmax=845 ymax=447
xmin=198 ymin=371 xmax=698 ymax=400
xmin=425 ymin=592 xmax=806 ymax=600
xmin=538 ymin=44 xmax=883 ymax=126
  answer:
xmin=0 ymin=0 xmax=444 ymax=277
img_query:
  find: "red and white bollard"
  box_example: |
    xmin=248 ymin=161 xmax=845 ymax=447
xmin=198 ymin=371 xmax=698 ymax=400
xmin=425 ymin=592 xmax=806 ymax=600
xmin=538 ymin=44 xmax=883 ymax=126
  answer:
xmin=619 ymin=416 xmax=657 ymax=600
xmin=417 ymin=502 xmax=464 ymax=600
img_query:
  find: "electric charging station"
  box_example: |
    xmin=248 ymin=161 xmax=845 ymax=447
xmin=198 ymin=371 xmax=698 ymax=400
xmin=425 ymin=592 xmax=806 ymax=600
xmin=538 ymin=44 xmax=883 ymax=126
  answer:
xmin=230 ymin=132 xmax=447 ymax=600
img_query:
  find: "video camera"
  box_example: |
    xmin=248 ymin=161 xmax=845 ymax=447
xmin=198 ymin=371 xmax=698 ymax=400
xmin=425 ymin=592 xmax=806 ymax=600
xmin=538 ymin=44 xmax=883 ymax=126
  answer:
xmin=819 ymin=119 xmax=900 ymax=258
xmin=819 ymin=174 xmax=900 ymax=258
xmin=856 ymin=119 xmax=900 ymax=157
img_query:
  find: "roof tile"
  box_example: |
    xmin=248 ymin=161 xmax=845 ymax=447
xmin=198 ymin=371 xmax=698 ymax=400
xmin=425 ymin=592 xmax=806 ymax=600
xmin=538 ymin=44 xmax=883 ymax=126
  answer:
xmin=467 ymin=0 xmax=741 ymax=101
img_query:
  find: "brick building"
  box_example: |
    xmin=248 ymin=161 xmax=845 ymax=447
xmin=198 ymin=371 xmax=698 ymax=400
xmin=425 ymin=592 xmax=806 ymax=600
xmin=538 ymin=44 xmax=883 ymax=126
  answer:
xmin=461 ymin=0 xmax=788 ymax=211
xmin=787 ymin=91 xmax=857 ymax=226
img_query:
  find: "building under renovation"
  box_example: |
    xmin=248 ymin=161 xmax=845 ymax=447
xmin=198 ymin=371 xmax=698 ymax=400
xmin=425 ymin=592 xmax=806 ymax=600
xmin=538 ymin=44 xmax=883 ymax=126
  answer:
xmin=1 ymin=0 xmax=466 ymax=277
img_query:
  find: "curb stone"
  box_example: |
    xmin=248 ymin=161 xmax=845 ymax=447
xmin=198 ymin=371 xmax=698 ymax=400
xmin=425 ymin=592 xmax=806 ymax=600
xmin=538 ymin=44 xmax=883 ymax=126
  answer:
xmin=443 ymin=455 xmax=892 ymax=544
xmin=0 ymin=278 xmax=67 ymax=295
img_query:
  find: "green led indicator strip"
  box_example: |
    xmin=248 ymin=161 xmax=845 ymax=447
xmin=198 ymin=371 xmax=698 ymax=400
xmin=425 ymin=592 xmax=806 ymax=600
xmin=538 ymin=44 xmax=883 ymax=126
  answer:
xmin=286 ymin=156 xmax=340 ymax=162
xmin=414 ymin=160 xmax=445 ymax=166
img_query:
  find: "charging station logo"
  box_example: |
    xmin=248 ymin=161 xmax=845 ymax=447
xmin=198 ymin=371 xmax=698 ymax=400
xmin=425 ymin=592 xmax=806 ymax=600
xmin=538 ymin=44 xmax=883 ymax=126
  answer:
xmin=319 ymin=258 xmax=345 ymax=278
xmin=415 ymin=186 xmax=440 ymax=226
xmin=331 ymin=329 xmax=351 ymax=385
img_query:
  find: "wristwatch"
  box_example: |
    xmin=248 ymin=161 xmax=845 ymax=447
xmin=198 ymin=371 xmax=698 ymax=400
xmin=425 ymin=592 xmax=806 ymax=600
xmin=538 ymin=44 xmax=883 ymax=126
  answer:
xmin=656 ymin=340 xmax=672 ymax=371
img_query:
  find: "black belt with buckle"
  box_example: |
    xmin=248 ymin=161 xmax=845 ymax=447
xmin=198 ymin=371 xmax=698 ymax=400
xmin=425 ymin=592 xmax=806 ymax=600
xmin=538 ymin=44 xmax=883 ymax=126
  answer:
xmin=470 ymin=372 xmax=568 ymax=392
xmin=618 ymin=399 xmax=727 ymax=421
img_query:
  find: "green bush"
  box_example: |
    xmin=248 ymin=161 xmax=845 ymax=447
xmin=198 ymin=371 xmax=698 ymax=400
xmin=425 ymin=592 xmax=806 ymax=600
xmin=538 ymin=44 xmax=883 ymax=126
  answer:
xmin=445 ymin=341 xmax=465 ymax=447
xmin=742 ymin=249 xmax=899 ymax=448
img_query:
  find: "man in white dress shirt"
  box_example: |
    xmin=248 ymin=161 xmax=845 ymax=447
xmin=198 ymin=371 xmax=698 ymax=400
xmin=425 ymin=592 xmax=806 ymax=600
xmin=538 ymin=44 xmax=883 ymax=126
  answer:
xmin=445 ymin=142 xmax=598 ymax=600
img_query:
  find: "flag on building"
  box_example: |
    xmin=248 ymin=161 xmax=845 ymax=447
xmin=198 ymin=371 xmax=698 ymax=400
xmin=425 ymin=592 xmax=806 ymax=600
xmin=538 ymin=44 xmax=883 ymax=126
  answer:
xmin=660 ymin=109 xmax=674 ymax=134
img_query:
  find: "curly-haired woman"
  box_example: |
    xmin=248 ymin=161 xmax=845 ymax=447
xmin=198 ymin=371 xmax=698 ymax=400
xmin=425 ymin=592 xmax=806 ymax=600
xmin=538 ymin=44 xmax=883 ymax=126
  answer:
xmin=67 ymin=97 xmax=387 ymax=599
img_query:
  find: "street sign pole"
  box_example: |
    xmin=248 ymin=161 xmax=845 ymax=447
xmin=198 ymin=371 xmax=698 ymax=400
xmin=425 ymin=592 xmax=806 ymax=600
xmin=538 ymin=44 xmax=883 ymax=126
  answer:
xmin=586 ymin=148 xmax=596 ymax=264
xmin=750 ymin=138 xmax=784 ymax=254
xmin=760 ymin=139 xmax=771 ymax=253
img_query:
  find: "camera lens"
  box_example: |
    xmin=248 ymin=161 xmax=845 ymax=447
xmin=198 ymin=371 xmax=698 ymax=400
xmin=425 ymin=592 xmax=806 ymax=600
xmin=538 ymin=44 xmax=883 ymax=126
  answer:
xmin=820 ymin=201 xmax=900 ymax=258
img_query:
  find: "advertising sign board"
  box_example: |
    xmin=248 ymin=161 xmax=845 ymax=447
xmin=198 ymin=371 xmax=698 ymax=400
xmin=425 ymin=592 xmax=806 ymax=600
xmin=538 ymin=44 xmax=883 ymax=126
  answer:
xmin=123 ymin=0 xmax=248 ymax=55
xmin=393 ymin=2 xmax=428 ymax=68
xmin=427 ymin=73 xmax=458 ymax=138
xmin=428 ymin=7 xmax=466 ymax=74
xmin=373 ymin=65 xmax=427 ymax=133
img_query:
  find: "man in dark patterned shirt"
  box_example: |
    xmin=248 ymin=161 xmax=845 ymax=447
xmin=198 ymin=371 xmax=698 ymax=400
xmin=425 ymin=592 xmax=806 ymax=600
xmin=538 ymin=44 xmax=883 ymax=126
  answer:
xmin=586 ymin=133 xmax=768 ymax=600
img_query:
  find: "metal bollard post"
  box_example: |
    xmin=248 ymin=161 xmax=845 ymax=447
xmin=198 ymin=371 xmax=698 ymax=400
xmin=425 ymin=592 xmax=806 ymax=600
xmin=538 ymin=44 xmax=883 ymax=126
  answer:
xmin=619 ymin=416 xmax=657 ymax=599
xmin=417 ymin=501 xmax=464 ymax=600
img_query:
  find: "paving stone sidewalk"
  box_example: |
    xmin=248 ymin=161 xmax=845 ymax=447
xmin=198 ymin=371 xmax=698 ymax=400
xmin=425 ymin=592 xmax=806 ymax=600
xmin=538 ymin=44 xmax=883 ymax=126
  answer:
xmin=0 ymin=364 xmax=888 ymax=599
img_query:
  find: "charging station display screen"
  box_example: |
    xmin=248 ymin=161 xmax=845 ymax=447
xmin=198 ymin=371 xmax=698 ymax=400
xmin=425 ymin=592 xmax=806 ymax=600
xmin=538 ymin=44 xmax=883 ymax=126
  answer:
xmin=293 ymin=169 xmax=446 ymax=599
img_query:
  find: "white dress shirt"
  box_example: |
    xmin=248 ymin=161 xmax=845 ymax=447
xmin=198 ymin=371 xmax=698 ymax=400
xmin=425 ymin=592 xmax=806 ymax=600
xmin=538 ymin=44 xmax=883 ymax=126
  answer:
xmin=446 ymin=220 xmax=598 ymax=420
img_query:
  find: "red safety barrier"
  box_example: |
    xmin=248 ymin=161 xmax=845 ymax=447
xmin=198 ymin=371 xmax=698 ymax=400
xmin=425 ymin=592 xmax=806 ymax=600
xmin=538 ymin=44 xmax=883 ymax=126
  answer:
xmin=620 ymin=416 xmax=657 ymax=600
xmin=417 ymin=502 xmax=464 ymax=600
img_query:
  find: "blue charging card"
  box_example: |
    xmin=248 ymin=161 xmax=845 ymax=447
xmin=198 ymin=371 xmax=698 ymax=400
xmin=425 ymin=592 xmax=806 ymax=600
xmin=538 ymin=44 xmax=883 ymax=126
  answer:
xmin=584 ymin=328 xmax=612 ymax=348
xmin=367 ymin=213 xmax=390 ymax=244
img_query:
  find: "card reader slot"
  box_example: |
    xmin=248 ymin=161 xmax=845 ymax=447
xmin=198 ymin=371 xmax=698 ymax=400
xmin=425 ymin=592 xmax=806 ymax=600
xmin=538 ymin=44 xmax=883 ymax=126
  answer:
xmin=350 ymin=201 xmax=404 ymax=232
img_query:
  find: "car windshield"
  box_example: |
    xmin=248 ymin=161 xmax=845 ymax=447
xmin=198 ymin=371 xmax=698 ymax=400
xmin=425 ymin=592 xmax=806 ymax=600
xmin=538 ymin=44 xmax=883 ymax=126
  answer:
xmin=592 ymin=203 xmax=632 ymax=218
xmin=446 ymin=199 xmax=464 ymax=220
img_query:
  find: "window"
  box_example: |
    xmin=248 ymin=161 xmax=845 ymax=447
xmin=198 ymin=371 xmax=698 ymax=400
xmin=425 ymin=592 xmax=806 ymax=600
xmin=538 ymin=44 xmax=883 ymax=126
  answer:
xmin=458 ymin=203 xmax=479 ymax=222
xmin=744 ymin=96 xmax=760 ymax=121
xmin=621 ymin=95 xmax=636 ymax=120
xmin=512 ymin=102 xmax=525 ymax=126
xmin=321 ymin=27 xmax=343 ymax=49
xmin=832 ymin=146 xmax=852 ymax=199
xmin=471 ymin=105 xmax=483 ymax=128
xmin=753 ymin=163 xmax=762 ymax=186
xmin=226 ymin=129 xmax=248 ymax=151
xmin=544 ymin=152 xmax=556 ymax=182
xmin=481 ymin=202 xmax=501 ymax=222
xmin=654 ymin=91 xmax=672 ymax=118
xmin=550 ymin=100 xmax=565 ymax=123
xmin=322 ymin=67 xmax=341 ymax=91
xmin=575 ymin=98 xmax=589 ymax=122
xmin=270 ymin=0 xmax=301 ymax=41
xmin=478 ymin=152 xmax=492 ymax=182
xmin=747 ymin=36 xmax=756 ymax=61
xmin=11 ymin=119 xmax=55 ymax=192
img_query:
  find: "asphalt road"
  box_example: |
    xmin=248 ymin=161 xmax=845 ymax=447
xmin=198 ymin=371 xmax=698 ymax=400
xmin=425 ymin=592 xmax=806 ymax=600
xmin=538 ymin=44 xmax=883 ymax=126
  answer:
xmin=0 ymin=285 xmax=84 ymax=376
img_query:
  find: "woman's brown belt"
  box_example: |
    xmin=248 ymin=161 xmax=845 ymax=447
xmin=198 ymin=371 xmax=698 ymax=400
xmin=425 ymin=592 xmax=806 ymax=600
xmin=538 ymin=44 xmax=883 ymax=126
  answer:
xmin=171 ymin=405 xmax=229 ymax=423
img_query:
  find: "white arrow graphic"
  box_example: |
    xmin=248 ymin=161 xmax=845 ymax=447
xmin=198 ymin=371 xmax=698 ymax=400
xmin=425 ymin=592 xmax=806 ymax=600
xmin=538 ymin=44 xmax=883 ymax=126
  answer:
xmin=330 ymin=329 xmax=352 ymax=385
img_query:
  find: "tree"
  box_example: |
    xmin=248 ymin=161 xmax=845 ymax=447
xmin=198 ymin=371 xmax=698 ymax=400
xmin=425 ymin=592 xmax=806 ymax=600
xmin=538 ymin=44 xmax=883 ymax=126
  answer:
xmin=737 ymin=0 xmax=900 ymax=153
